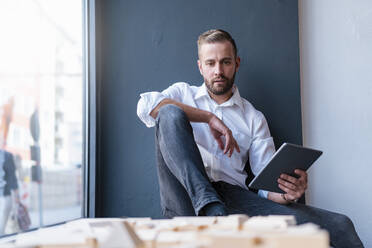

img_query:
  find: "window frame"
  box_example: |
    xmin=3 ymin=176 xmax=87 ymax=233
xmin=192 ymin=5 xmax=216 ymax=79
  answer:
xmin=84 ymin=0 xmax=99 ymax=218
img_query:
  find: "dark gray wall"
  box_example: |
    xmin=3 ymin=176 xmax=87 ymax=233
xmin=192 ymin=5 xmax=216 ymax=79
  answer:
xmin=96 ymin=0 xmax=301 ymax=218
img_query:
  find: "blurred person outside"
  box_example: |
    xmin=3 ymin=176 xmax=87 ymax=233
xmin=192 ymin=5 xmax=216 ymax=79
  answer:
xmin=0 ymin=98 xmax=21 ymax=235
xmin=0 ymin=149 xmax=20 ymax=235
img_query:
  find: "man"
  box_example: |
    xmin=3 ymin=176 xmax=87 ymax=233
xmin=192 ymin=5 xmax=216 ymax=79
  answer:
xmin=137 ymin=29 xmax=363 ymax=248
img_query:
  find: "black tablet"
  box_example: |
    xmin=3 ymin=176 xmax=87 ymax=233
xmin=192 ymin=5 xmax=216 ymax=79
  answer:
xmin=248 ymin=143 xmax=322 ymax=193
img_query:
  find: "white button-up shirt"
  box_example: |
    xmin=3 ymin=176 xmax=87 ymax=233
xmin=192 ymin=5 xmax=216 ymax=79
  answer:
xmin=137 ymin=82 xmax=275 ymax=198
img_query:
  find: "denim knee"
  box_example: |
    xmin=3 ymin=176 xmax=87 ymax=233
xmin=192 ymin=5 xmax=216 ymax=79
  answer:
xmin=157 ymin=104 xmax=188 ymax=126
xmin=333 ymin=213 xmax=354 ymax=232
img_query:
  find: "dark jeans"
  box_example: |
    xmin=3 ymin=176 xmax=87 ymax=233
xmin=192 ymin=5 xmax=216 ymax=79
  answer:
xmin=155 ymin=104 xmax=364 ymax=248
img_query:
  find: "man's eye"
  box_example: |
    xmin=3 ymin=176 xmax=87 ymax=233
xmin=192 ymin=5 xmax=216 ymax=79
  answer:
xmin=206 ymin=62 xmax=214 ymax=66
xmin=223 ymin=60 xmax=231 ymax=65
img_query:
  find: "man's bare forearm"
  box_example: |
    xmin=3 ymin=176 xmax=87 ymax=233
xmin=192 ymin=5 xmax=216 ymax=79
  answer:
xmin=150 ymin=98 xmax=214 ymax=123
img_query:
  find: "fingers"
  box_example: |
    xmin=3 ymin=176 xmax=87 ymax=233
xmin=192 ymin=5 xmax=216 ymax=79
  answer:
xmin=279 ymin=174 xmax=298 ymax=184
xmin=235 ymin=141 xmax=240 ymax=153
xmin=278 ymin=184 xmax=296 ymax=196
xmin=223 ymin=132 xmax=231 ymax=154
xmin=295 ymin=169 xmax=308 ymax=182
xmin=278 ymin=170 xmax=308 ymax=201
xmin=223 ymin=131 xmax=240 ymax=157
xmin=280 ymin=170 xmax=308 ymax=188
xmin=223 ymin=136 xmax=235 ymax=157
xmin=216 ymin=137 xmax=224 ymax=150
xmin=278 ymin=184 xmax=302 ymax=201
xmin=208 ymin=116 xmax=240 ymax=157
xmin=277 ymin=178 xmax=297 ymax=190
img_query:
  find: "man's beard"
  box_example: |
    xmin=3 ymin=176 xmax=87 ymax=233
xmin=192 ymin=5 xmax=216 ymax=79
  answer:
xmin=205 ymin=72 xmax=236 ymax=96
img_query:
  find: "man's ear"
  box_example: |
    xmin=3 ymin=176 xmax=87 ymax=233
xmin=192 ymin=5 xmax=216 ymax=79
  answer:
xmin=235 ymin=56 xmax=241 ymax=71
xmin=197 ymin=60 xmax=203 ymax=75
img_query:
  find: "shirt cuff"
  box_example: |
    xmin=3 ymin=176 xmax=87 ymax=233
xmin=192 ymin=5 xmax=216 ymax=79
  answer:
xmin=258 ymin=189 xmax=269 ymax=199
xmin=137 ymin=92 xmax=166 ymax=127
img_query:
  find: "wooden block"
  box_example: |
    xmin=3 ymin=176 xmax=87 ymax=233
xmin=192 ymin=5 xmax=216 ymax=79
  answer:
xmin=36 ymin=238 xmax=97 ymax=248
xmin=198 ymin=224 xmax=329 ymax=248
xmin=14 ymin=226 xmax=93 ymax=248
xmin=122 ymin=218 xmax=152 ymax=228
xmin=154 ymin=231 xmax=198 ymax=247
xmin=133 ymin=219 xmax=181 ymax=231
xmin=166 ymin=216 xmax=217 ymax=232
xmin=88 ymin=220 xmax=145 ymax=248
xmin=197 ymin=230 xmax=266 ymax=248
xmin=266 ymin=215 xmax=296 ymax=226
xmin=122 ymin=221 xmax=145 ymax=248
xmin=2 ymin=217 xmax=329 ymax=248
xmin=263 ymin=224 xmax=329 ymax=248
xmin=216 ymin=214 xmax=249 ymax=230
xmin=243 ymin=215 xmax=296 ymax=232
xmin=172 ymin=216 xmax=217 ymax=226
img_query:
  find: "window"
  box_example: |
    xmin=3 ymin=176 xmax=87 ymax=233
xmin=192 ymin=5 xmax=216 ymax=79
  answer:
xmin=0 ymin=0 xmax=85 ymax=236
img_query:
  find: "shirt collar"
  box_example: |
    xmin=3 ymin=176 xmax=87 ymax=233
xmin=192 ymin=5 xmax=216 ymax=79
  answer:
xmin=195 ymin=83 xmax=209 ymax=99
xmin=195 ymin=83 xmax=244 ymax=110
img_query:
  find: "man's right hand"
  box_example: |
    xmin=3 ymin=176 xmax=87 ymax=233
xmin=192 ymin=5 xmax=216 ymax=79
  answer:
xmin=208 ymin=115 xmax=240 ymax=157
xmin=151 ymin=99 xmax=240 ymax=157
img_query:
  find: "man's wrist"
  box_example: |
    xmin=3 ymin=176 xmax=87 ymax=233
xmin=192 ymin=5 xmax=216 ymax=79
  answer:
xmin=281 ymin=193 xmax=298 ymax=203
xmin=281 ymin=193 xmax=288 ymax=202
xmin=206 ymin=112 xmax=216 ymax=124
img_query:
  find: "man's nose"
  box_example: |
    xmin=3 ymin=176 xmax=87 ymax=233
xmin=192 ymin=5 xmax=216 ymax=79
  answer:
xmin=214 ymin=63 xmax=223 ymax=76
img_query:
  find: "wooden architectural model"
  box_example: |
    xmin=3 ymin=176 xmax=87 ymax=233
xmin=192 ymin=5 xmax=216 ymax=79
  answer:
xmin=0 ymin=215 xmax=329 ymax=248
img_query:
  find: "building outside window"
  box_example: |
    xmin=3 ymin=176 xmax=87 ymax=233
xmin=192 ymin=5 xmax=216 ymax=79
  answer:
xmin=0 ymin=0 xmax=84 ymax=236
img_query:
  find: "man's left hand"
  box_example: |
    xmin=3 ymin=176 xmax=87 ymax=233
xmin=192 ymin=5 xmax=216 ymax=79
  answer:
xmin=277 ymin=169 xmax=308 ymax=202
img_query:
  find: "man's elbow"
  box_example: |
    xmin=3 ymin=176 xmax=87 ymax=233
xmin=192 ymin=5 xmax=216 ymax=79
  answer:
xmin=150 ymin=99 xmax=172 ymax=119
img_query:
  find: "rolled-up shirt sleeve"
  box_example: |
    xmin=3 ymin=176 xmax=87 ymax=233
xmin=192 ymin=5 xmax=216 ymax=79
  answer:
xmin=249 ymin=111 xmax=276 ymax=198
xmin=258 ymin=189 xmax=269 ymax=198
xmin=137 ymin=92 xmax=166 ymax=127
xmin=137 ymin=82 xmax=186 ymax=128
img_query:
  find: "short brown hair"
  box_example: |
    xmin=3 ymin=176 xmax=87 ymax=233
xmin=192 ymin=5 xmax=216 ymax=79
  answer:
xmin=197 ymin=29 xmax=237 ymax=58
